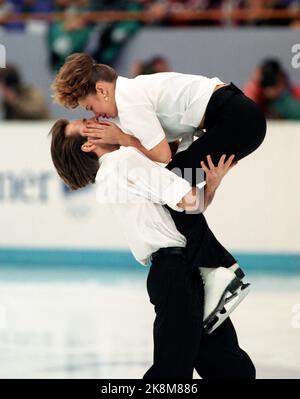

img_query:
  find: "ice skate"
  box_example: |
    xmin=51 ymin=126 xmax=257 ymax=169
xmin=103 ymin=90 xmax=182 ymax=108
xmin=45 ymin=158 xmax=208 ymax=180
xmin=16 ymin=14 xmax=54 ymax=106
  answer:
xmin=228 ymin=262 xmax=245 ymax=280
xmin=199 ymin=267 xmax=251 ymax=334
xmin=204 ymin=283 xmax=251 ymax=334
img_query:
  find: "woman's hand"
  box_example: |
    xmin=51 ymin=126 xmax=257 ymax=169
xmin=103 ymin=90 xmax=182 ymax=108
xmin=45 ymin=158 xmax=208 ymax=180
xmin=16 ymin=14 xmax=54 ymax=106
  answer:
xmin=201 ymin=154 xmax=237 ymax=193
xmin=83 ymin=120 xmax=125 ymax=145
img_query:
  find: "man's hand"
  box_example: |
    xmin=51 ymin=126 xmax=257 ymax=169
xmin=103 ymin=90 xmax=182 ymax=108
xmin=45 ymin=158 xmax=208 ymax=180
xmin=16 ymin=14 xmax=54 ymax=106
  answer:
xmin=201 ymin=154 xmax=237 ymax=212
xmin=201 ymin=154 xmax=237 ymax=193
xmin=83 ymin=120 xmax=125 ymax=145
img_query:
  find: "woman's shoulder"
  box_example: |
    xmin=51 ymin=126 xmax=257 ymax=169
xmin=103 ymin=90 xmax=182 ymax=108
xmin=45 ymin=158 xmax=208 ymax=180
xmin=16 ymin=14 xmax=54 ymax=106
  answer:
xmin=115 ymin=75 xmax=151 ymax=106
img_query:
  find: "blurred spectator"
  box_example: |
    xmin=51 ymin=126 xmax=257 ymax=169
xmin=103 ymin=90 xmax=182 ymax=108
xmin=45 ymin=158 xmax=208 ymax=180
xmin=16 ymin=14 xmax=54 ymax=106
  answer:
xmin=0 ymin=64 xmax=50 ymax=119
xmin=0 ymin=0 xmax=12 ymax=16
xmin=130 ymin=55 xmax=170 ymax=77
xmin=244 ymin=59 xmax=300 ymax=120
xmin=166 ymin=0 xmax=212 ymax=26
xmin=168 ymin=0 xmax=207 ymax=10
xmin=0 ymin=0 xmax=18 ymax=29
xmin=2 ymin=0 xmax=300 ymax=28
xmin=0 ymin=0 xmax=54 ymax=30
xmin=88 ymin=0 xmax=142 ymax=67
xmin=89 ymin=1 xmax=168 ymax=67
xmin=11 ymin=0 xmax=54 ymax=13
xmin=47 ymin=0 xmax=93 ymax=72
xmin=239 ymin=0 xmax=300 ymax=26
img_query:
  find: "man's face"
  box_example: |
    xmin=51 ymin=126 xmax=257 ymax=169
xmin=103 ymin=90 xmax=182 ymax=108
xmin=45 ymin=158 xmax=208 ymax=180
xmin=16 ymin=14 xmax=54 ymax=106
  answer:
xmin=65 ymin=118 xmax=88 ymax=137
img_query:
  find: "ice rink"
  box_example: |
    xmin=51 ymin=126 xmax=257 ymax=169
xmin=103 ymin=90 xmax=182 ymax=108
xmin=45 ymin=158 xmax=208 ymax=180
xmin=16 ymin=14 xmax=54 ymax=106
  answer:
xmin=1 ymin=122 xmax=299 ymax=379
xmin=0 ymin=267 xmax=299 ymax=379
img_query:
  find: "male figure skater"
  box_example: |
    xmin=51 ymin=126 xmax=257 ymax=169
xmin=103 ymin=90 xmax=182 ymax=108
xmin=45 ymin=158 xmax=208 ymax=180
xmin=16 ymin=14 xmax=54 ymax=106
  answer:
xmin=48 ymin=118 xmax=255 ymax=379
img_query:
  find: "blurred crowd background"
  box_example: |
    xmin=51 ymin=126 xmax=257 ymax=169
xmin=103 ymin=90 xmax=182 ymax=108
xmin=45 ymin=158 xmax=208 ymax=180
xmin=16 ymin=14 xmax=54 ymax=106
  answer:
xmin=1 ymin=0 xmax=300 ymax=122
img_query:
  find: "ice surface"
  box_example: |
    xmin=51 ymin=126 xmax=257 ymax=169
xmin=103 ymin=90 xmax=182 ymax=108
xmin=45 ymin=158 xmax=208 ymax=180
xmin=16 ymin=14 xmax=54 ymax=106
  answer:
xmin=0 ymin=272 xmax=299 ymax=379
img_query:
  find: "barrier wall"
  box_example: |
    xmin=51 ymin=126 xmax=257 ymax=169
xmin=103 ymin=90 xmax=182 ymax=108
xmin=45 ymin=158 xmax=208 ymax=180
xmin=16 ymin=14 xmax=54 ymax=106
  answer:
xmin=0 ymin=121 xmax=299 ymax=262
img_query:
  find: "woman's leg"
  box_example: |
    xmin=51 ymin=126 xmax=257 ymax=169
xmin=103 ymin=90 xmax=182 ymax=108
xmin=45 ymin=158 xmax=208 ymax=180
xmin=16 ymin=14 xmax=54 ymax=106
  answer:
xmin=165 ymin=90 xmax=267 ymax=270
xmin=165 ymin=205 xmax=238 ymax=269
xmin=167 ymin=91 xmax=267 ymax=182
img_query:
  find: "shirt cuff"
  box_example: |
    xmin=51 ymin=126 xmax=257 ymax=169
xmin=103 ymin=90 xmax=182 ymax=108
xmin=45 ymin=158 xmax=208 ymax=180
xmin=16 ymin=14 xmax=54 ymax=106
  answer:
xmin=162 ymin=178 xmax=192 ymax=212
xmin=141 ymin=132 xmax=166 ymax=151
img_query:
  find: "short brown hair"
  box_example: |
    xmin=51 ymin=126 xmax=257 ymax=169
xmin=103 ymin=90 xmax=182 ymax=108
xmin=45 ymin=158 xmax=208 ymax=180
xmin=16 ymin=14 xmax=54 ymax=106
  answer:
xmin=49 ymin=119 xmax=100 ymax=190
xmin=52 ymin=53 xmax=118 ymax=109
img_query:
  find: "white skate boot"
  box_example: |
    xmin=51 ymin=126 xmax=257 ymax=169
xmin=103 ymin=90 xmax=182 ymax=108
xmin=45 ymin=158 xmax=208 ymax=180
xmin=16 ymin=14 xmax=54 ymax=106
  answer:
xmin=199 ymin=266 xmax=250 ymax=335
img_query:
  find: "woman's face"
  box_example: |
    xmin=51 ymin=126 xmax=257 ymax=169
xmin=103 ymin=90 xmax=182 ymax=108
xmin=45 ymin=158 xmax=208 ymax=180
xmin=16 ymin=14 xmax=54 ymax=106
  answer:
xmin=78 ymin=81 xmax=118 ymax=119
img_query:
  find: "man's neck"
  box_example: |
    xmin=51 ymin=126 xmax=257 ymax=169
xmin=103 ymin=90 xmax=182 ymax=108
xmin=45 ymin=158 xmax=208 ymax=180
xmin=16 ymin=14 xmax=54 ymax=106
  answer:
xmin=95 ymin=144 xmax=120 ymax=159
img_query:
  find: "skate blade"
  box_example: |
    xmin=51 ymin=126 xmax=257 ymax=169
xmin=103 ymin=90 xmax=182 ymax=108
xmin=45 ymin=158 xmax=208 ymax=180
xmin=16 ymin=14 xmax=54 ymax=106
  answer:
xmin=203 ymin=280 xmax=249 ymax=327
xmin=224 ymin=282 xmax=250 ymax=304
xmin=204 ymin=284 xmax=251 ymax=335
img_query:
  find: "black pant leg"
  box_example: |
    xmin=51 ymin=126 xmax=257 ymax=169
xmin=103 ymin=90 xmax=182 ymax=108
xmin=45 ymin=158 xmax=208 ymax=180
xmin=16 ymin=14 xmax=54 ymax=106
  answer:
xmin=165 ymin=206 xmax=237 ymax=269
xmin=164 ymin=91 xmax=266 ymax=270
xmin=194 ymin=317 xmax=256 ymax=379
xmin=143 ymin=253 xmax=204 ymax=379
xmin=165 ymin=132 xmax=238 ymax=270
xmin=167 ymin=92 xmax=267 ymax=178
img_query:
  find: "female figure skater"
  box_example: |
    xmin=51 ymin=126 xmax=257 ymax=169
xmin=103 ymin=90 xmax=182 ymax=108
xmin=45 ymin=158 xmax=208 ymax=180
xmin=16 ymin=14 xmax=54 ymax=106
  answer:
xmin=52 ymin=53 xmax=267 ymax=330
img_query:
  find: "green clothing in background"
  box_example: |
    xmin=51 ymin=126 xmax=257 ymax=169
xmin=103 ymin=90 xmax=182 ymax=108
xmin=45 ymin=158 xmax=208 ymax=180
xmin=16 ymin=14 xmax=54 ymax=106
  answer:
xmin=48 ymin=22 xmax=93 ymax=72
xmin=271 ymin=90 xmax=300 ymax=120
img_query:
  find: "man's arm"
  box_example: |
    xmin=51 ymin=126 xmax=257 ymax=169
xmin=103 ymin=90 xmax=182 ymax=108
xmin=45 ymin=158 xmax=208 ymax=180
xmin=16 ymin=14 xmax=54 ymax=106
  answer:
xmin=203 ymin=186 xmax=217 ymax=212
xmin=98 ymin=147 xmax=236 ymax=213
xmin=177 ymin=154 xmax=237 ymax=212
xmin=115 ymin=151 xmax=236 ymax=213
xmin=176 ymin=185 xmax=205 ymax=213
xmin=116 ymin=147 xmax=195 ymax=211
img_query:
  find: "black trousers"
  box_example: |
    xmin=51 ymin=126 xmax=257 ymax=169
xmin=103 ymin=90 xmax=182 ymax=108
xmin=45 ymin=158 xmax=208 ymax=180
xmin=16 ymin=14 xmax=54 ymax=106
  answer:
xmin=143 ymin=250 xmax=255 ymax=379
xmin=165 ymin=83 xmax=267 ymax=269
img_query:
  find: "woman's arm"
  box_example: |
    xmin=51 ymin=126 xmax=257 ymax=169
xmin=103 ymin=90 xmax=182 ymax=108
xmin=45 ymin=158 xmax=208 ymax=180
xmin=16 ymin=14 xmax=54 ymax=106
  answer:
xmin=83 ymin=120 xmax=172 ymax=163
xmin=119 ymin=133 xmax=172 ymax=164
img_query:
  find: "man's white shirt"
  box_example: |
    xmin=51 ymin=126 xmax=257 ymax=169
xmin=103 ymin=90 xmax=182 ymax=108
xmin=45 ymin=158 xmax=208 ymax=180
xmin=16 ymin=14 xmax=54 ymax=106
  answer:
xmin=115 ymin=72 xmax=223 ymax=152
xmin=95 ymin=147 xmax=205 ymax=266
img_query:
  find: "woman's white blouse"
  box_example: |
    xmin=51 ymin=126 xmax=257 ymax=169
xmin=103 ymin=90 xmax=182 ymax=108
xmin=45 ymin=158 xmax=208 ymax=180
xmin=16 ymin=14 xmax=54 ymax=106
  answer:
xmin=115 ymin=72 xmax=223 ymax=152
